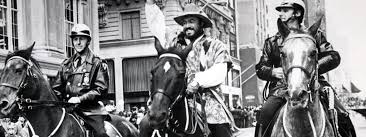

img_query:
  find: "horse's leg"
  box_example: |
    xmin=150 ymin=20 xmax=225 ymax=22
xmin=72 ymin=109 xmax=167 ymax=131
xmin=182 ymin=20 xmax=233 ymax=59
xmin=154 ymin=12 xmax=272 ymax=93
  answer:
xmin=139 ymin=115 xmax=154 ymax=137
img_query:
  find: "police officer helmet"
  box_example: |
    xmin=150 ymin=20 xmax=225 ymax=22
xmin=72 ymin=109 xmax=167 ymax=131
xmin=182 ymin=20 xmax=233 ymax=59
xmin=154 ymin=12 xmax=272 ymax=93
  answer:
xmin=70 ymin=24 xmax=91 ymax=39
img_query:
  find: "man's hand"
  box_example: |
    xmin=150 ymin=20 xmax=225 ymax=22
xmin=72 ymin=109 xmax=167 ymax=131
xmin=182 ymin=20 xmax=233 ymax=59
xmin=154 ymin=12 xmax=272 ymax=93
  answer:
xmin=186 ymin=80 xmax=199 ymax=95
xmin=68 ymin=97 xmax=81 ymax=104
xmin=272 ymin=68 xmax=284 ymax=79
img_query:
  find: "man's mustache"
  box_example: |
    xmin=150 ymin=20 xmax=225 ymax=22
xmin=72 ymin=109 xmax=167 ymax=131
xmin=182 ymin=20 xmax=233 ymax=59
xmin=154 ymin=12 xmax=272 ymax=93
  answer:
xmin=183 ymin=27 xmax=194 ymax=32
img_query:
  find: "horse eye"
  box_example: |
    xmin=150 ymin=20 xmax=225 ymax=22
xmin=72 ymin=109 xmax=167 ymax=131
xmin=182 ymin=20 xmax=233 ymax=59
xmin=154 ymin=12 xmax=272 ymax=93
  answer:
xmin=309 ymin=50 xmax=317 ymax=57
xmin=280 ymin=52 xmax=287 ymax=58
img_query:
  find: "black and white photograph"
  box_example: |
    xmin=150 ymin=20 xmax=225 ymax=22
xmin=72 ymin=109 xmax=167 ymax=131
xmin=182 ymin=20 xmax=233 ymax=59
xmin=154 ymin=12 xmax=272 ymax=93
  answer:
xmin=0 ymin=0 xmax=364 ymax=137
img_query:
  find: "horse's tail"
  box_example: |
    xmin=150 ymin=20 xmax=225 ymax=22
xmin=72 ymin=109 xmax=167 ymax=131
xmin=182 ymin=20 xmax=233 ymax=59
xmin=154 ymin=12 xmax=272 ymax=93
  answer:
xmin=108 ymin=114 xmax=139 ymax=137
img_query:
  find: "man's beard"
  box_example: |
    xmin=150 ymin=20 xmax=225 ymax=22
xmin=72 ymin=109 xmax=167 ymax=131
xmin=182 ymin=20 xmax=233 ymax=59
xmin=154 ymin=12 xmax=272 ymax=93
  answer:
xmin=184 ymin=27 xmax=204 ymax=41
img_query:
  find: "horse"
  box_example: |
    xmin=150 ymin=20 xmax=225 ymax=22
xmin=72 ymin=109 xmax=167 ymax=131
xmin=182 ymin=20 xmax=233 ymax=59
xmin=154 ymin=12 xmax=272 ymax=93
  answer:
xmin=270 ymin=18 xmax=335 ymax=137
xmin=0 ymin=43 xmax=139 ymax=137
xmin=139 ymin=37 xmax=207 ymax=137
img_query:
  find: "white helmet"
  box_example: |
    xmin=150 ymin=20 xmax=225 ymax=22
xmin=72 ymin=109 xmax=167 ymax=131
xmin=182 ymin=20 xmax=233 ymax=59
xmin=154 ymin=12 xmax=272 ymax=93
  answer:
xmin=70 ymin=24 xmax=91 ymax=39
xmin=275 ymin=0 xmax=306 ymax=14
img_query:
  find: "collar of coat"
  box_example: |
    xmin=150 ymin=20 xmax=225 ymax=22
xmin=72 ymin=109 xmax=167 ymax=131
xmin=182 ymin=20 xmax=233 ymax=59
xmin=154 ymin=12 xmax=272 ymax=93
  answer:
xmin=65 ymin=49 xmax=95 ymax=65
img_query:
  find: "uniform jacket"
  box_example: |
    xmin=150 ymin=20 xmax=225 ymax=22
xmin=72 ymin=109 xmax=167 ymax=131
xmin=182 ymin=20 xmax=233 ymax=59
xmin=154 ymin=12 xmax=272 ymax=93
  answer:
xmin=255 ymin=29 xmax=341 ymax=95
xmin=53 ymin=50 xmax=109 ymax=113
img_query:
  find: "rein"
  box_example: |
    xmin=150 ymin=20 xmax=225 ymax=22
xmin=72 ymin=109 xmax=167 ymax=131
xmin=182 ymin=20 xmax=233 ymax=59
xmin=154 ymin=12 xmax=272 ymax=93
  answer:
xmin=0 ymin=56 xmax=71 ymax=137
xmin=281 ymin=34 xmax=325 ymax=137
xmin=150 ymin=53 xmax=204 ymax=136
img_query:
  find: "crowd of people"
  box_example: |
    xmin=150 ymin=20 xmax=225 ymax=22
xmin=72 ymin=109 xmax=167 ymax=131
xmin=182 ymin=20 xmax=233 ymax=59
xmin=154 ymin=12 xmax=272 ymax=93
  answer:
xmin=231 ymin=105 xmax=261 ymax=128
xmin=338 ymin=94 xmax=366 ymax=109
xmin=0 ymin=117 xmax=30 ymax=137
xmin=104 ymin=105 xmax=147 ymax=129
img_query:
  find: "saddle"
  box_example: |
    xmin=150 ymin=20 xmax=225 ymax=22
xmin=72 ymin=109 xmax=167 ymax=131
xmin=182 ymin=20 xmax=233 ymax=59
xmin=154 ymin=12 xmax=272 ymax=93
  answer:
xmin=167 ymin=96 xmax=209 ymax=136
xmin=70 ymin=112 xmax=120 ymax=137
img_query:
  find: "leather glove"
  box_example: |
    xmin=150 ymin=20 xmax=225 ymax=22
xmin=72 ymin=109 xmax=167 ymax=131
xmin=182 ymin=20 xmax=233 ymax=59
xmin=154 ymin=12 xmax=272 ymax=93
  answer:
xmin=68 ymin=97 xmax=81 ymax=104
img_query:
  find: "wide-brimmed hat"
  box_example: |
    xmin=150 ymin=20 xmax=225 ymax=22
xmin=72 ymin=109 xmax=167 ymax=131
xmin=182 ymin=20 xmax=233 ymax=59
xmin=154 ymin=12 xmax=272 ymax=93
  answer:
xmin=174 ymin=4 xmax=213 ymax=28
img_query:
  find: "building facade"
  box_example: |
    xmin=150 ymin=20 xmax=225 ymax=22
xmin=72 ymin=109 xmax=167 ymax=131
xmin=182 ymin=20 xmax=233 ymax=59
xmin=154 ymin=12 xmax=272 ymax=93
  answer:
xmin=98 ymin=0 xmax=241 ymax=111
xmin=0 ymin=0 xmax=99 ymax=82
xmin=237 ymin=0 xmax=270 ymax=106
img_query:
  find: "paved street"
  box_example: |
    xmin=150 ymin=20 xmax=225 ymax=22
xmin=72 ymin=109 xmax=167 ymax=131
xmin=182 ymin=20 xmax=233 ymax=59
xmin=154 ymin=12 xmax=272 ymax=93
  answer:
xmin=235 ymin=110 xmax=366 ymax=137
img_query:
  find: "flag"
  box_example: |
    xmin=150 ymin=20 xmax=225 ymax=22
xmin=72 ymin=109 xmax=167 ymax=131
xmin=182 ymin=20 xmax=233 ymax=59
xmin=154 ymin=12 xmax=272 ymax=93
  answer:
xmin=341 ymin=85 xmax=349 ymax=93
xmin=351 ymin=82 xmax=361 ymax=93
xmin=145 ymin=2 xmax=166 ymax=47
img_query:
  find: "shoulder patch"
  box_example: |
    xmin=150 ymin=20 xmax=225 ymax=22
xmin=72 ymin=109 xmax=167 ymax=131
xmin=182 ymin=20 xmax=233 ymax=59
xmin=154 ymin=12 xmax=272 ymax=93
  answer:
xmin=102 ymin=63 xmax=108 ymax=71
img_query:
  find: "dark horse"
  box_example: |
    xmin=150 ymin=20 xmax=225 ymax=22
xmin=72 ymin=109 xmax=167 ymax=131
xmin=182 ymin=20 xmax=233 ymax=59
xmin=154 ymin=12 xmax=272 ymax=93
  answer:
xmin=0 ymin=43 xmax=139 ymax=137
xmin=270 ymin=18 xmax=335 ymax=137
xmin=139 ymin=38 xmax=207 ymax=137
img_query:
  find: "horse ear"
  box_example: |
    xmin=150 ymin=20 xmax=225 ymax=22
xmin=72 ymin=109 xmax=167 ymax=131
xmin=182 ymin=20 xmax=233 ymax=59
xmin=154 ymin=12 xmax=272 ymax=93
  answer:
xmin=24 ymin=42 xmax=35 ymax=59
xmin=307 ymin=16 xmax=323 ymax=37
xmin=277 ymin=18 xmax=290 ymax=38
xmin=154 ymin=37 xmax=166 ymax=55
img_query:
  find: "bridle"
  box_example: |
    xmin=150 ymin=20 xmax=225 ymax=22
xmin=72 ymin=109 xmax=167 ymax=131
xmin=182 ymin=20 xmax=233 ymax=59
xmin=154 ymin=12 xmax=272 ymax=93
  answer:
xmin=281 ymin=33 xmax=327 ymax=137
xmin=281 ymin=34 xmax=319 ymax=102
xmin=0 ymin=56 xmax=72 ymax=109
xmin=149 ymin=53 xmax=200 ymax=136
xmin=0 ymin=56 xmax=72 ymax=137
xmin=150 ymin=53 xmax=186 ymax=109
xmin=0 ymin=56 xmax=36 ymax=98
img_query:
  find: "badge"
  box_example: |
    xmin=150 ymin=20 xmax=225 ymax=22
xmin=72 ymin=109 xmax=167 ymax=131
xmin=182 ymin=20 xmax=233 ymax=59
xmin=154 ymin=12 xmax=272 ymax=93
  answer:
xmin=83 ymin=76 xmax=89 ymax=85
xmin=102 ymin=63 xmax=108 ymax=71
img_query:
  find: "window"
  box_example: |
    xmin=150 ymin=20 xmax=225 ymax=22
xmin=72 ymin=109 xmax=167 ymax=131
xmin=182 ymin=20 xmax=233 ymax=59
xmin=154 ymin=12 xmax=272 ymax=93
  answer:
xmin=64 ymin=0 xmax=90 ymax=58
xmin=121 ymin=11 xmax=140 ymax=40
xmin=232 ymin=69 xmax=240 ymax=88
xmin=122 ymin=57 xmax=158 ymax=92
xmin=65 ymin=0 xmax=76 ymax=58
xmin=229 ymin=0 xmax=234 ymax=9
xmin=230 ymin=41 xmax=237 ymax=58
xmin=0 ymin=0 xmax=18 ymax=51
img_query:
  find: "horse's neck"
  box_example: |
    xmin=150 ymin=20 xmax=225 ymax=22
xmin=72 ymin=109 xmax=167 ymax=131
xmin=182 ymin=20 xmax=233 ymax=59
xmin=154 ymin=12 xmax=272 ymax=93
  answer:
xmin=25 ymin=106 xmax=64 ymax=136
xmin=26 ymin=81 xmax=64 ymax=136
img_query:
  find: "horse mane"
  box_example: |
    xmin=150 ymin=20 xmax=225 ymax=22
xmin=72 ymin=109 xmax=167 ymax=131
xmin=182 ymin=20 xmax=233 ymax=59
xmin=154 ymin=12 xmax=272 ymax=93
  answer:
xmin=289 ymin=28 xmax=306 ymax=34
xmin=5 ymin=49 xmax=41 ymax=68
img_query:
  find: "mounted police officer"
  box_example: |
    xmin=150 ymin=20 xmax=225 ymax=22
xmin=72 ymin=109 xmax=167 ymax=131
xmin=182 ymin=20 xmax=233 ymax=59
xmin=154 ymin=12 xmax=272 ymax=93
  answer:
xmin=254 ymin=0 xmax=356 ymax=137
xmin=52 ymin=24 xmax=110 ymax=137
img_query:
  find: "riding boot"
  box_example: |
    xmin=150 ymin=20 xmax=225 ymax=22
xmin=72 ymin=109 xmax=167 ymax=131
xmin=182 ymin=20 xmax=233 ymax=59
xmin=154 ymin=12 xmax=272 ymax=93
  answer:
xmin=254 ymin=123 xmax=263 ymax=137
xmin=337 ymin=112 xmax=357 ymax=137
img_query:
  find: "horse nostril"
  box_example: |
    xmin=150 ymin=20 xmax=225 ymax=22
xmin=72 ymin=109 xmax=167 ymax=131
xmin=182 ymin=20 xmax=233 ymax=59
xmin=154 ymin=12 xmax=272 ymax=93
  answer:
xmin=0 ymin=100 xmax=9 ymax=108
xmin=161 ymin=112 xmax=167 ymax=118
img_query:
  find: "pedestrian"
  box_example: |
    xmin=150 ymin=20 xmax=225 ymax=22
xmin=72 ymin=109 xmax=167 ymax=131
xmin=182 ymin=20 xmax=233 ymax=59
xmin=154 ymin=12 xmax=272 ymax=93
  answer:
xmin=254 ymin=0 xmax=355 ymax=137
xmin=52 ymin=24 xmax=110 ymax=137
xmin=15 ymin=117 xmax=29 ymax=137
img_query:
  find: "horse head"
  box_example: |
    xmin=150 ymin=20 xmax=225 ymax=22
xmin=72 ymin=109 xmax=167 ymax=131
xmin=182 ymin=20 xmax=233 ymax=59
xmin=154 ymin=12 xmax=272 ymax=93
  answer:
xmin=148 ymin=37 xmax=192 ymax=129
xmin=279 ymin=17 xmax=322 ymax=109
xmin=0 ymin=42 xmax=57 ymax=118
